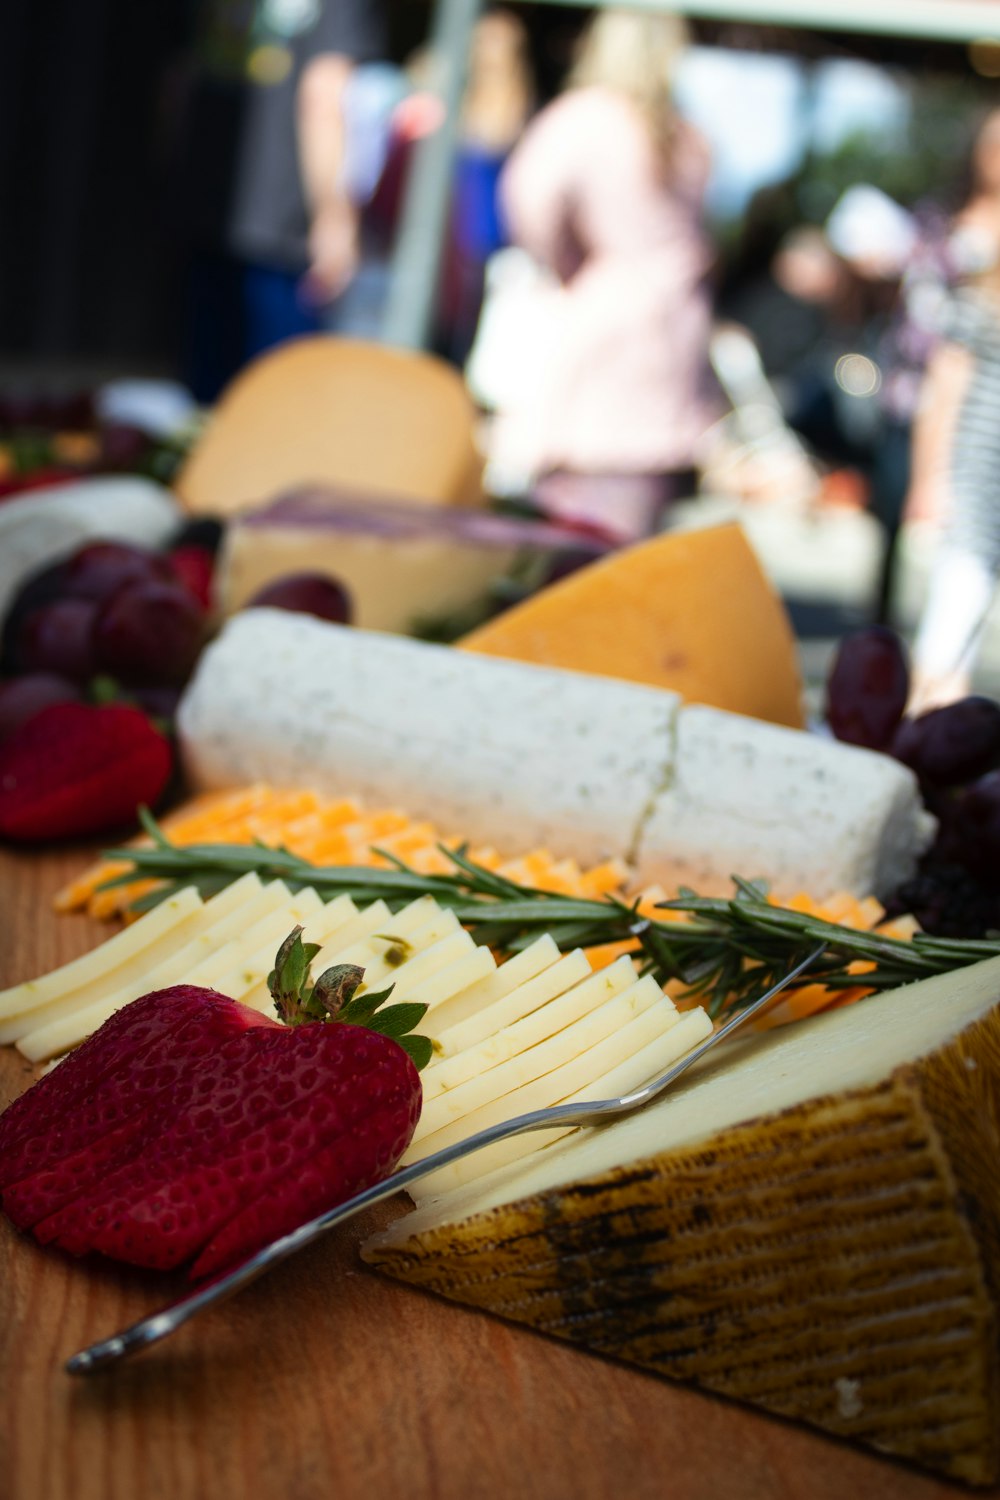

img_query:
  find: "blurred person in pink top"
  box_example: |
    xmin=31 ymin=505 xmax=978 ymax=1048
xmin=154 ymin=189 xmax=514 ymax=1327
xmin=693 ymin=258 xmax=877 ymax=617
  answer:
xmin=490 ymin=9 xmax=719 ymax=543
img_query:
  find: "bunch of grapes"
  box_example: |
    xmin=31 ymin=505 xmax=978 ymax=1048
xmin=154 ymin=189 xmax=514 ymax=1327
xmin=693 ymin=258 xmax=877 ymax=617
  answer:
xmin=0 ymin=538 xmax=214 ymax=744
xmin=826 ymin=629 xmax=1000 ymax=936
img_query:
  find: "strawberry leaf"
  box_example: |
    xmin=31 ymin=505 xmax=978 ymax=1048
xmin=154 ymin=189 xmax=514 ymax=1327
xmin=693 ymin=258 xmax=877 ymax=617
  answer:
xmin=264 ymin=932 xmax=432 ymax=1064
xmin=268 ymin=927 xmax=324 ymax=1025
xmin=397 ymin=1033 xmax=433 ymax=1071
xmin=365 ymin=1002 xmax=429 ymax=1040
xmin=339 ymin=984 xmax=398 ymax=1025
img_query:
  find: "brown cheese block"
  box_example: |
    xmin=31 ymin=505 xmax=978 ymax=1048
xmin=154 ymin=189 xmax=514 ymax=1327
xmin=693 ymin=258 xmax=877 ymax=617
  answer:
xmin=364 ymin=960 xmax=1000 ymax=1485
xmin=175 ymin=337 xmax=485 ymax=516
xmin=460 ymin=522 xmax=805 ymax=728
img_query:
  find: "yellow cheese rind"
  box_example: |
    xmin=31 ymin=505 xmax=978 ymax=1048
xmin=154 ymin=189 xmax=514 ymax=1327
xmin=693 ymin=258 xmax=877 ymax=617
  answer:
xmin=460 ymin=522 xmax=805 ymax=727
xmin=365 ymin=971 xmax=1000 ymax=1486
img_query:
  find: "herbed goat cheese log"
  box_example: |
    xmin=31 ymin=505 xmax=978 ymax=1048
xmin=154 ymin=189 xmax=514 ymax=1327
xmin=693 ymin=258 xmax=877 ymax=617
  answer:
xmin=177 ymin=612 xmax=933 ymax=900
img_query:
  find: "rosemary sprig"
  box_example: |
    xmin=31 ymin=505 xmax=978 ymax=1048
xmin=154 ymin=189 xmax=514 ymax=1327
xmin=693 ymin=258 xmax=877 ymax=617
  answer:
xmin=100 ymin=811 xmax=1000 ymax=1020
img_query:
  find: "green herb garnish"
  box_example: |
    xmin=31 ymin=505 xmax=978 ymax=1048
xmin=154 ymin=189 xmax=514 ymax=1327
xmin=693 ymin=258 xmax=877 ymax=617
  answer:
xmin=99 ymin=810 xmax=1000 ymax=1021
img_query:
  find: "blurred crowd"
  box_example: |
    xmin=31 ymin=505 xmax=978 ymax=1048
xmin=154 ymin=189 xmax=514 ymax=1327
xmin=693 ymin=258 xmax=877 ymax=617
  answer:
xmin=6 ymin=2 xmax=1000 ymax=707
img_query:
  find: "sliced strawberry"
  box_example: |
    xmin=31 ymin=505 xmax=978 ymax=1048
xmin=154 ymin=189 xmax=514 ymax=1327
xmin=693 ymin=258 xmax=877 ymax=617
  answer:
xmin=191 ymin=1093 xmax=419 ymax=1279
xmin=0 ymin=988 xmax=258 ymax=1179
xmin=36 ymin=1026 xmax=415 ymax=1270
xmin=0 ymin=933 xmax=428 ymax=1276
xmin=0 ymin=701 xmax=173 ymax=841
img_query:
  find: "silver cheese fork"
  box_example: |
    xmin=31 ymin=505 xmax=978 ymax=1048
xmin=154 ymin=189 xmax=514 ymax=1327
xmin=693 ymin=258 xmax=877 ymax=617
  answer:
xmin=66 ymin=943 xmax=824 ymax=1374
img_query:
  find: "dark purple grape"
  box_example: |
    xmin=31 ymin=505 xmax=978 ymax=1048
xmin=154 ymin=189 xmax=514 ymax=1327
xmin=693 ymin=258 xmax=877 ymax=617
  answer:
xmin=0 ymin=673 xmax=82 ymax=742
xmin=16 ymin=599 xmax=99 ymax=681
xmin=98 ymin=422 xmax=151 ymax=471
xmin=826 ymin=626 xmax=909 ymax=751
xmin=45 ymin=390 xmax=95 ymax=430
xmin=128 ymin=684 xmax=182 ymax=723
xmin=891 ymin=697 xmax=1000 ymax=788
xmin=884 ymin=854 xmax=1000 ymax=936
xmin=62 ymin=540 xmax=172 ymax=603
xmin=1 ymin=559 xmax=72 ymax=671
xmin=246 ymin=573 xmax=352 ymax=626
xmin=93 ymin=580 xmax=206 ymax=686
xmin=951 ymin=770 xmax=1000 ymax=883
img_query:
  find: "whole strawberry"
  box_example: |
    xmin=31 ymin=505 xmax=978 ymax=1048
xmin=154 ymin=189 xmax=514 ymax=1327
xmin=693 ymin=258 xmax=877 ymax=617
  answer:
xmin=0 ymin=930 xmax=428 ymax=1278
xmin=0 ymin=700 xmax=172 ymax=841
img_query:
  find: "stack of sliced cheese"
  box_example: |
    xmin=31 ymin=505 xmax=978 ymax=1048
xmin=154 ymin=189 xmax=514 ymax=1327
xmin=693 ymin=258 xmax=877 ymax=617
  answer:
xmin=0 ymin=882 xmax=709 ymax=1194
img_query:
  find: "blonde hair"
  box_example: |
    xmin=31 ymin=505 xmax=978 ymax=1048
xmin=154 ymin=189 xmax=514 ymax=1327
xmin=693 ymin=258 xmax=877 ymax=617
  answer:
xmin=569 ymin=9 xmax=689 ymax=170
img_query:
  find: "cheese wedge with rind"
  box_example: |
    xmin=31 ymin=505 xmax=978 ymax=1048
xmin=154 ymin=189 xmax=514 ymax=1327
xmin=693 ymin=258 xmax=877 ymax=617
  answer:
xmin=459 ymin=522 xmax=805 ymax=727
xmin=365 ymin=958 xmax=1000 ymax=1486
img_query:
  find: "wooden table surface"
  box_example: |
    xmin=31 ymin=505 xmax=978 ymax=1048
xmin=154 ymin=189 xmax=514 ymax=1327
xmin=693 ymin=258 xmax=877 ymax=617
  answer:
xmin=1 ymin=846 xmax=996 ymax=1500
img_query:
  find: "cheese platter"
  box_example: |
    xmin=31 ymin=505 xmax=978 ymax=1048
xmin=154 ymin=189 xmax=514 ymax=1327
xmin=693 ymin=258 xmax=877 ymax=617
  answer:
xmin=2 ymin=523 xmax=1000 ymax=1499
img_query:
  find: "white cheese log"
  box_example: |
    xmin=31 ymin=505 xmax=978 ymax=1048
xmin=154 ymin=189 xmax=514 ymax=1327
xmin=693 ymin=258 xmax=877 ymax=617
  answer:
xmin=0 ymin=475 xmax=179 ymax=620
xmin=178 ymin=611 xmax=932 ymax=899
xmin=636 ymin=705 xmax=936 ymax=898
xmin=178 ymin=612 xmax=677 ymax=873
xmin=365 ymin=960 xmax=1000 ymax=1485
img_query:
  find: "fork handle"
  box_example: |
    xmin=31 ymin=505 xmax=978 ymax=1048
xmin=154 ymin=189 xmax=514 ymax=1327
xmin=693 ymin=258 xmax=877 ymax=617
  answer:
xmin=64 ymin=1098 xmax=598 ymax=1374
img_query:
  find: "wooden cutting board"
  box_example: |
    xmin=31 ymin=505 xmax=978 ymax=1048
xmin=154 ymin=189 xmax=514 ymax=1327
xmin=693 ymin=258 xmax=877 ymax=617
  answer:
xmin=0 ymin=846 xmax=993 ymax=1500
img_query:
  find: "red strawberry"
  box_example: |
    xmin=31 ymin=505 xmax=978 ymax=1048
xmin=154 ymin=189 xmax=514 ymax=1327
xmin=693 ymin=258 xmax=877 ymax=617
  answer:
xmin=0 ymin=931 xmax=427 ymax=1277
xmin=0 ymin=701 xmax=172 ymax=841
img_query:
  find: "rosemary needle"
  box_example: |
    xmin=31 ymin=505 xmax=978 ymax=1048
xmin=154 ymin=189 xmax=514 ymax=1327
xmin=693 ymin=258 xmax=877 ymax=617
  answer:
xmin=97 ymin=810 xmax=1000 ymax=1021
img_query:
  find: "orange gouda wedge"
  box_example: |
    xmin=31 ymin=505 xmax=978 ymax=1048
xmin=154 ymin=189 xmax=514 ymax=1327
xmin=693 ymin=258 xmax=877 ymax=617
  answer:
xmin=460 ymin=523 xmax=805 ymax=728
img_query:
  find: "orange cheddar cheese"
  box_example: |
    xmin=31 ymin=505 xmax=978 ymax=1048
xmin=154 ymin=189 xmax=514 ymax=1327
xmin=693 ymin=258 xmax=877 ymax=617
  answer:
xmin=460 ymin=522 xmax=805 ymax=728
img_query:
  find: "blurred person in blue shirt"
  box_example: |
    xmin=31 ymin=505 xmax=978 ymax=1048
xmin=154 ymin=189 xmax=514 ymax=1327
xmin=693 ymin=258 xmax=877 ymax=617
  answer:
xmin=174 ymin=0 xmax=386 ymax=400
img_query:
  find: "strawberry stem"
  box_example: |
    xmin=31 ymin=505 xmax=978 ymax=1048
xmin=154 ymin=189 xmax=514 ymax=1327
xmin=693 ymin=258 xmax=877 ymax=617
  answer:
xmin=266 ymin=927 xmax=432 ymax=1069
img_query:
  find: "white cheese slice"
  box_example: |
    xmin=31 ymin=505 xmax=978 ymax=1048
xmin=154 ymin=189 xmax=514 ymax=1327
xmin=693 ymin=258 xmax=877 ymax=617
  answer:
xmin=403 ymin=947 xmax=496 ymax=1013
xmin=0 ymin=885 xmax=204 ymax=1026
xmin=385 ymin=956 xmax=1000 ymax=1243
xmin=410 ymin=974 xmax=668 ymax=1147
xmin=239 ymin=893 xmax=363 ymax=1012
xmin=371 ymin=929 xmax=476 ymax=1003
xmin=239 ymin=894 xmax=447 ymax=1012
xmin=199 ymin=887 xmax=325 ymax=1000
xmin=435 ymin=950 xmax=594 ymax=1057
xmin=16 ymin=884 xmax=325 ymax=1062
xmin=423 ymin=954 xmax=640 ymax=1101
xmin=408 ymin=1007 xmax=713 ymax=1199
xmin=429 ymin=935 xmax=562 ymax=1035
xmin=358 ymin=903 xmax=463 ymax=989
xmin=0 ymin=876 xmax=281 ymax=1046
